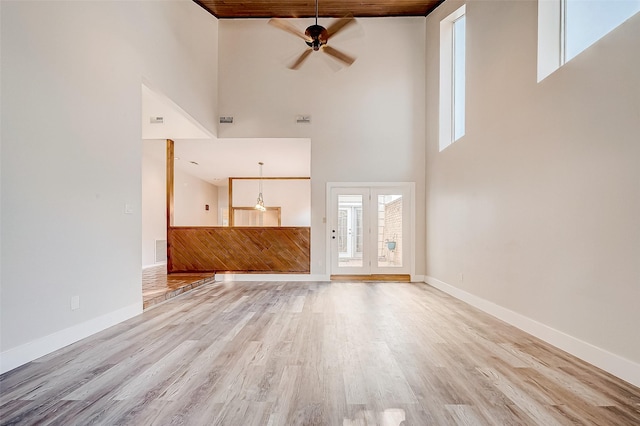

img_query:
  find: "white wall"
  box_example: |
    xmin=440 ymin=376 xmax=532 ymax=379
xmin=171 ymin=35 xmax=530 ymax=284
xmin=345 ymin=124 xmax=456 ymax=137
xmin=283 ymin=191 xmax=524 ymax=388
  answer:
xmin=426 ymin=1 xmax=640 ymax=383
xmin=232 ymin=179 xmax=311 ymax=226
xmin=142 ymin=140 xmax=167 ymax=267
xmin=0 ymin=0 xmax=218 ymax=372
xmin=218 ymin=185 xmax=229 ymax=226
xmin=218 ymin=18 xmax=426 ymax=275
xmin=174 ymin=168 xmax=219 ymax=227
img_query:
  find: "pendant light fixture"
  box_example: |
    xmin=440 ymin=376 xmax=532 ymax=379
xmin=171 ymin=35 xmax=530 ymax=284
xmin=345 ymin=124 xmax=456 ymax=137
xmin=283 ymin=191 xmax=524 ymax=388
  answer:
xmin=255 ymin=162 xmax=266 ymax=212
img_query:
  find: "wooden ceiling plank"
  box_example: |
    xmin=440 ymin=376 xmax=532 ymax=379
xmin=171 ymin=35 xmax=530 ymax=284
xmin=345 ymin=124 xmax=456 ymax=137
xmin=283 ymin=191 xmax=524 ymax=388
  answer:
xmin=195 ymin=0 xmax=443 ymax=19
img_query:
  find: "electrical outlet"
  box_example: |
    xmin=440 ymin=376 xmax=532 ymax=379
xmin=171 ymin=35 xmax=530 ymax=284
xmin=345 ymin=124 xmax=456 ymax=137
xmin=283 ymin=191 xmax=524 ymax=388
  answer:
xmin=71 ymin=296 xmax=80 ymax=311
xmin=459 ymin=272 xmax=464 ymax=282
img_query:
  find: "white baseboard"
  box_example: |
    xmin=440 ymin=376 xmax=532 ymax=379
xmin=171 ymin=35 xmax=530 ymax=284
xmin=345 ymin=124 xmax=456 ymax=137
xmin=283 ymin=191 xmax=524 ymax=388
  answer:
xmin=425 ymin=276 xmax=640 ymax=388
xmin=411 ymin=274 xmax=425 ymax=282
xmin=142 ymin=262 xmax=167 ymax=269
xmin=215 ymin=273 xmax=330 ymax=282
xmin=0 ymin=302 xmax=142 ymax=375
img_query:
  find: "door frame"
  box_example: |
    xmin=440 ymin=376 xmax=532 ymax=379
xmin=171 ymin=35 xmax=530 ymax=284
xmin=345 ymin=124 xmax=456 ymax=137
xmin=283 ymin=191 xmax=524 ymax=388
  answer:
xmin=326 ymin=182 xmax=416 ymax=278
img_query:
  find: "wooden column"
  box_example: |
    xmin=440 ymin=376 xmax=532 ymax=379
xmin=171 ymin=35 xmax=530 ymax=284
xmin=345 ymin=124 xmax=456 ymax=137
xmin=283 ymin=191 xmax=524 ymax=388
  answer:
xmin=166 ymin=139 xmax=174 ymax=227
xmin=228 ymin=178 xmax=234 ymax=227
xmin=166 ymin=139 xmax=174 ymax=272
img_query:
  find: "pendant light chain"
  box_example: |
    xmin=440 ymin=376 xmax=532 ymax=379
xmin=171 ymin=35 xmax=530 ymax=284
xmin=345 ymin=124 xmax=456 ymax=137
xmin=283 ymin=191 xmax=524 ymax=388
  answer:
xmin=255 ymin=162 xmax=266 ymax=211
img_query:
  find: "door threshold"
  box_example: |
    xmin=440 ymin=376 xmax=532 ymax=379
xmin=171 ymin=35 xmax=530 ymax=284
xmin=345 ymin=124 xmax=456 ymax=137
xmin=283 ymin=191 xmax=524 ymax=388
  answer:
xmin=330 ymin=274 xmax=411 ymax=282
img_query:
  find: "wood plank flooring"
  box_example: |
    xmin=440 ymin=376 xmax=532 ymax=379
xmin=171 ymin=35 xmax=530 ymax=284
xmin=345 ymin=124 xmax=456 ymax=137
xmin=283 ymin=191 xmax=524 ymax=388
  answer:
xmin=1 ymin=281 xmax=639 ymax=425
xmin=142 ymin=265 xmax=215 ymax=309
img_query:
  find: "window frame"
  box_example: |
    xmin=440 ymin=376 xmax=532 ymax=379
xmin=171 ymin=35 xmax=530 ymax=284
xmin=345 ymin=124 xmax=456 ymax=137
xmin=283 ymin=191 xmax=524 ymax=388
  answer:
xmin=439 ymin=5 xmax=467 ymax=152
xmin=538 ymin=0 xmax=640 ymax=82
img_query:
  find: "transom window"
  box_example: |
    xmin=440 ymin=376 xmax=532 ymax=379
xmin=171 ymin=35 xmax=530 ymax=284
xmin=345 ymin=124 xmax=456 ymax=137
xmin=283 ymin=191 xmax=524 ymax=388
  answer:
xmin=538 ymin=0 xmax=640 ymax=81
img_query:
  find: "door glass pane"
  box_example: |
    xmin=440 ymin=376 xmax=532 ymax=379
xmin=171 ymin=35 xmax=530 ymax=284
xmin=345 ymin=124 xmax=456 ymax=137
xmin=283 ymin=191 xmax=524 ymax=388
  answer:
xmin=355 ymin=207 xmax=363 ymax=254
xmin=338 ymin=195 xmax=363 ymax=268
xmin=377 ymin=194 xmax=402 ymax=268
xmin=338 ymin=209 xmax=348 ymax=253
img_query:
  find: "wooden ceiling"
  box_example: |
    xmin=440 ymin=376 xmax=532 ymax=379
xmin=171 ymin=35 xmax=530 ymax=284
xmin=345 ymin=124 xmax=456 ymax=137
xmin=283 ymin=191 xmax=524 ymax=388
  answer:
xmin=195 ymin=0 xmax=444 ymax=19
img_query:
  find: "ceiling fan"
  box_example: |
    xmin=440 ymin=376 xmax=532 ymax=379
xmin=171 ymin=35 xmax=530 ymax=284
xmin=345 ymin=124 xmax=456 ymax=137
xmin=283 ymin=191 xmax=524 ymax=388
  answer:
xmin=268 ymin=0 xmax=357 ymax=70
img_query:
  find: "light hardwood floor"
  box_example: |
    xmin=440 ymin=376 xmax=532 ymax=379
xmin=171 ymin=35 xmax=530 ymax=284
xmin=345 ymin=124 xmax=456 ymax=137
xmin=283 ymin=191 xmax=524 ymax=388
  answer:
xmin=1 ymin=281 xmax=639 ymax=425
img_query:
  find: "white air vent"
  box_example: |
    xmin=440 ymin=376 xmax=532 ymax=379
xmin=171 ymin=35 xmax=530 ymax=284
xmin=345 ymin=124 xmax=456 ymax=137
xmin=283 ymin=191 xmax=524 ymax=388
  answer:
xmin=150 ymin=116 xmax=164 ymax=124
xmin=219 ymin=116 xmax=233 ymax=124
xmin=296 ymin=115 xmax=311 ymax=124
xmin=155 ymin=239 xmax=167 ymax=263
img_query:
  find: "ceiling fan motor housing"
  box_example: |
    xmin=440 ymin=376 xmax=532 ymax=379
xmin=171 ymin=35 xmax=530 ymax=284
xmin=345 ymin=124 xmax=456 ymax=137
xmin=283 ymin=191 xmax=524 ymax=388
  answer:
xmin=305 ymin=25 xmax=328 ymax=50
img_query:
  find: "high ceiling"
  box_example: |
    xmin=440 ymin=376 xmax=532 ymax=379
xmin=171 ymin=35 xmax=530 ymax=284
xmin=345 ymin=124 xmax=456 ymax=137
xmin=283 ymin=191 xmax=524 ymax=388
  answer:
xmin=195 ymin=0 xmax=444 ymax=19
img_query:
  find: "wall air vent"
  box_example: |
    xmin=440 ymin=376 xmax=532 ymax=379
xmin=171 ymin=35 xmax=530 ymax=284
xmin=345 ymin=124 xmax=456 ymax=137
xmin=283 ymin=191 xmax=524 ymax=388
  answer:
xmin=150 ymin=116 xmax=164 ymax=124
xmin=296 ymin=115 xmax=311 ymax=124
xmin=155 ymin=239 xmax=167 ymax=263
xmin=219 ymin=116 xmax=233 ymax=124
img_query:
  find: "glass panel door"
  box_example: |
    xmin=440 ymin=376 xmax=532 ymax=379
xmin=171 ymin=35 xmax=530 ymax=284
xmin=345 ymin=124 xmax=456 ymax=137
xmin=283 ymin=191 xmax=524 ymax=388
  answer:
xmin=330 ymin=188 xmax=370 ymax=274
xmin=330 ymin=185 xmax=411 ymax=276
xmin=371 ymin=186 xmax=410 ymax=274
xmin=375 ymin=194 xmax=403 ymax=268
xmin=337 ymin=201 xmax=362 ymax=266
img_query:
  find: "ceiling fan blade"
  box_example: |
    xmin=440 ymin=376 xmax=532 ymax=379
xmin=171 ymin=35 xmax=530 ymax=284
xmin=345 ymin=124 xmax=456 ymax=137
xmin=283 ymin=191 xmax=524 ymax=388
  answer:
xmin=289 ymin=49 xmax=313 ymax=70
xmin=268 ymin=18 xmax=312 ymax=42
xmin=321 ymin=45 xmax=356 ymax=66
xmin=326 ymin=15 xmax=356 ymax=39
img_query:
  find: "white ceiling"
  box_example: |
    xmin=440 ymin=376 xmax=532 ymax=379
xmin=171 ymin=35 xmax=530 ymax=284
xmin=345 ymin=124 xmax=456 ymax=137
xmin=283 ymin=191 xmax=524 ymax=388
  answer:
xmin=141 ymin=83 xmax=310 ymax=186
xmin=174 ymin=138 xmax=310 ymax=185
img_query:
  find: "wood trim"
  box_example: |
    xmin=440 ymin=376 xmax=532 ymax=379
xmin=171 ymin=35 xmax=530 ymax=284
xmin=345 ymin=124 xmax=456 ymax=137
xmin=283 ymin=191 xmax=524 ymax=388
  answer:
xmin=228 ymin=180 xmax=234 ymax=226
xmin=166 ymin=139 xmax=174 ymax=272
xmin=228 ymin=176 xmax=310 ymax=228
xmin=330 ymin=274 xmax=411 ymax=282
xmin=166 ymin=139 xmax=174 ymax=227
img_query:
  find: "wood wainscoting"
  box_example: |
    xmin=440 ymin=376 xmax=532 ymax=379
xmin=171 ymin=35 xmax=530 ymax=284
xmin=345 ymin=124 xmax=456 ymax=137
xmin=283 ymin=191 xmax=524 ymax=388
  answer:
xmin=167 ymin=226 xmax=310 ymax=273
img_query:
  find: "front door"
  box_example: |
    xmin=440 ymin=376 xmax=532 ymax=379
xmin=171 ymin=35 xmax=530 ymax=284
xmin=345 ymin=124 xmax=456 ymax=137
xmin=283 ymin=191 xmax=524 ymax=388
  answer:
xmin=329 ymin=184 xmax=411 ymax=276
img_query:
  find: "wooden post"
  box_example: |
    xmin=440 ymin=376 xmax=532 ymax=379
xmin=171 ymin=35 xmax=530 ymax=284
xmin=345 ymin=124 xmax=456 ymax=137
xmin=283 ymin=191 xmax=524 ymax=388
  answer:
xmin=166 ymin=139 xmax=175 ymax=227
xmin=228 ymin=178 xmax=234 ymax=227
xmin=166 ymin=139 xmax=175 ymax=272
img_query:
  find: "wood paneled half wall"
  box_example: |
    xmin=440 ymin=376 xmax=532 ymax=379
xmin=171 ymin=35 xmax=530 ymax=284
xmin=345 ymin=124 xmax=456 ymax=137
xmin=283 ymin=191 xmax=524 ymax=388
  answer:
xmin=167 ymin=227 xmax=310 ymax=273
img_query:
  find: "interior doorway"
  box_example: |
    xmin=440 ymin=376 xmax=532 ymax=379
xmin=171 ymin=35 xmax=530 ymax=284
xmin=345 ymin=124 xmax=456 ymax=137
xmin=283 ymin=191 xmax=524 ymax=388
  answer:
xmin=328 ymin=183 xmax=413 ymax=278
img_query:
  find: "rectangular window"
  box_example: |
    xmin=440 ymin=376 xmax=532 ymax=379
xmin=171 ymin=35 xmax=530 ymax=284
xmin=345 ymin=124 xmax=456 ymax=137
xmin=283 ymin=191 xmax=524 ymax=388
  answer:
xmin=439 ymin=5 xmax=466 ymax=151
xmin=453 ymin=15 xmax=466 ymax=142
xmin=538 ymin=0 xmax=639 ymax=81
xmin=565 ymin=0 xmax=640 ymax=62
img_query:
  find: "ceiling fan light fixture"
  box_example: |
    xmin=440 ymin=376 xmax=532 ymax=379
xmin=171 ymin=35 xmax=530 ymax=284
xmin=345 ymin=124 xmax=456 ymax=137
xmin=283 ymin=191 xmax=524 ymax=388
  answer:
xmin=268 ymin=0 xmax=357 ymax=70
